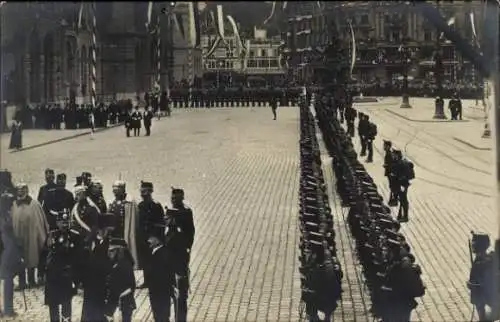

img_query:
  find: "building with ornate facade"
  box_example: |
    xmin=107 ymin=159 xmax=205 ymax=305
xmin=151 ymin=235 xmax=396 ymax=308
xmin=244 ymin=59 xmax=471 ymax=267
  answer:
xmin=283 ymin=1 xmax=484 ymax=86
xmin=0 ymin=2 xmax=202 ymax=106
xmin=201 ymin=27 xmax=284 ymax=87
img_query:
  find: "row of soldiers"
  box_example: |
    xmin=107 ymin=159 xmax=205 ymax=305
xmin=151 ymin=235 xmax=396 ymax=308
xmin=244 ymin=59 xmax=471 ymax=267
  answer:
xmin=313 ymin=89 xmax=426 ymax=321
xmin=298 ymin=101 xmax=342 ymax=322
xmin=321 ymin=94 xmax=416 ymax=222
xmin=168 ymin=88 xmax=300 ymax=109
xmin=0 ymin=168 xmax=194 ymax=322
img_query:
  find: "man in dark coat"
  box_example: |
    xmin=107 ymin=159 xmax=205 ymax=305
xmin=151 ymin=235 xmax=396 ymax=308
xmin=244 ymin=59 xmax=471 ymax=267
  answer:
xmin=147 ymin=235 xmax=176 ymax=322
xmin=80 ymin=216 xmax=111 ymax=322
xmin=104 ymin=238 xmax=136 ymax=322
xmin=131 ymin=106 xmax=142 ymax=137
xmin=137 ymin=181 xmax=165 ymax=288
xmin=165 ymin=188 xmax=195 ymax=322
xmin=44 ymin=210 xmax=81 ymax=322
xmin=143 ymin=106 xmax=154 ymax=136
xmin=38 ymin=169 xmax=57 ymax=207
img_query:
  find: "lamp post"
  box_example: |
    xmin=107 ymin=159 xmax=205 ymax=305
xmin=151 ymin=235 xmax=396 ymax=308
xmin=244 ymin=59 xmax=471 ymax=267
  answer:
xmin=400 ymin=37 xmax=412 ymax=108
xmin=433 ymin=35 xmax=446 ymax=119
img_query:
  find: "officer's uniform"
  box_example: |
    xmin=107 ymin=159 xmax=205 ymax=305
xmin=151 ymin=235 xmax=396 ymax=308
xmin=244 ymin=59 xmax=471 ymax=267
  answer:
xmin=44 ymin=211 xmax=81 ymax=322
xmin=165 ymin=189 xmax=195 ymax=322
xmin=137 ymin=181 xmax=165 ymax=287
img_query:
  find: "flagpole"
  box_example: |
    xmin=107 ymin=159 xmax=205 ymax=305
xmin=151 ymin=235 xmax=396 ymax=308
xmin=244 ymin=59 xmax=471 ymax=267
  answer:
xmin=90 ymin=2 xmax=97 ymax=136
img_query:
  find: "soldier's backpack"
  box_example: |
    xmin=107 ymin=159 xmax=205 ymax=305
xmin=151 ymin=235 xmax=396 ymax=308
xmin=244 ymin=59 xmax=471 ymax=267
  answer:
xmin=368 ymin=122 xmax=377 ymax=137
xmin=403 ymin=159 xmax=415 ymax=180
xmin=405 ymin=265 xmax=426 ymax=298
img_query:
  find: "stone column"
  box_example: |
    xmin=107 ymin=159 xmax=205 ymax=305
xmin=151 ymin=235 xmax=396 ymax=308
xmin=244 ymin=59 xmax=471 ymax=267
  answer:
xmin=23 ymin=54 xmax=31 ymax=105
xmin=40 ymin=53 xmax=45 ymax=102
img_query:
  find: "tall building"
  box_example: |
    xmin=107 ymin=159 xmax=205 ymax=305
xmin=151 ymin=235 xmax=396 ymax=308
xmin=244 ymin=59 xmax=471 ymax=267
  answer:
xmin=201 ymin=27 xmax=284 ymax=87
xmin=283 ymin=1 xmax=484 ymax=86
xmin=0 ymin=2 xmax=201 ymax=105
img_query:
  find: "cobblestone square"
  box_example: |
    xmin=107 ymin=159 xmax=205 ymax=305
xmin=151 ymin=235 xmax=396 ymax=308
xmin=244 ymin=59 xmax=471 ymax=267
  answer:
xmin=0 ymin=101 xmax=496 ymax=321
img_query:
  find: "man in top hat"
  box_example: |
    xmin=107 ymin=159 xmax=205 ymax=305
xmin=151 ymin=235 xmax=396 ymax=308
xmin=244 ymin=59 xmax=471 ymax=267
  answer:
xmin=80 ymin=213 xmax=113 ymax=322
xmin=131 ymin=106 xmax=142 ymax=137
xmin=143 ymin=106 xmax=154 ymax=136
xmin=137 ymin=181 xmax=165 ymax=289
xmin=165 ymin=188 xmax=195 ymax=322
xmin=44 ymin=208 xmax=81 ymax=322
xmin=108 ymin=181 xmax=140 ymax=270
xmin=11 ymin=183 xmax=49 ymax=289
xmin=146 ymin=234 xmax=176 ymax=322
xmin=104 ymin=237 xmax=137 ymax=322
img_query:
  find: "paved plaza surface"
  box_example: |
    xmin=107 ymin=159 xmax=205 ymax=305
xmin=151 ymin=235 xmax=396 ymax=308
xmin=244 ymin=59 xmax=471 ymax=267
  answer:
xmin=0 ymin=100 xmax=496 ymax=321
xmin=347 ymin=97 xmax=496 ymax=322
xmin=0 ymin=107 xmax=319 ymax=322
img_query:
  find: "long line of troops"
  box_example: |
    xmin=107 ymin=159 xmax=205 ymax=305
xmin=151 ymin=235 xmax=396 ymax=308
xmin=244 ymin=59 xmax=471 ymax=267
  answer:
xmin=0 ymin=169 xmax=194 ymax=322
xmin=12 ymin=88 xmax=301 ymax=131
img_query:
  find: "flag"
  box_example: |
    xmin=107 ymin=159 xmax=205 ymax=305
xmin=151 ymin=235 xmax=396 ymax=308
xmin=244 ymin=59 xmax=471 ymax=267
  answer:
xmin=187 ymin=2 xmax=201 ymax=48
xmin=216 ymin=5 xmax=225 ymax=41
xmin=77 ymin=2 xmax=84 ymax=31
xmin=227 ymin=15 xmax=243 ymax=53
xmin=348 ymin=20 xmax=356 ymax=76
xmin=146 ymin=1 xmax=153 ymax=29
xmin=263 ymin=1 xmax=276 ymax=25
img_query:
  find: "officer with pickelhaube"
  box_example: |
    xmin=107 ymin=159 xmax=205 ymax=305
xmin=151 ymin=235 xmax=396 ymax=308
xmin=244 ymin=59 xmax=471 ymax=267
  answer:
xmin=44 ymin=208 xmax=82 ymax=322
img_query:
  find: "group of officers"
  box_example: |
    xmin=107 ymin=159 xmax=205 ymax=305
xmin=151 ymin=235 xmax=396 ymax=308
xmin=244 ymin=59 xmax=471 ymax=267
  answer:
xmin=311 ymin=88 xmax=426 ymax=321
xmin=4 ymin=168 xmax=195 ymax=322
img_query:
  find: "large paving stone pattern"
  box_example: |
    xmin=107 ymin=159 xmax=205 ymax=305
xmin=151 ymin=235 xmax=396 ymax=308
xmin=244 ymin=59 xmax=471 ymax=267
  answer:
xmin=0 ymin=99 xmax=496 ymax=321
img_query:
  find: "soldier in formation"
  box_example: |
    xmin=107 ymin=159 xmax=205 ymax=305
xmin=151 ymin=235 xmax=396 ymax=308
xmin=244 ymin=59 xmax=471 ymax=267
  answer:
xmin=314 ymin=89 xmax=425 ymax=321
xmin=167 ymin=87 xmax=300 ymax=109
xmin=298 ymin=100 xmax=343 ymax=322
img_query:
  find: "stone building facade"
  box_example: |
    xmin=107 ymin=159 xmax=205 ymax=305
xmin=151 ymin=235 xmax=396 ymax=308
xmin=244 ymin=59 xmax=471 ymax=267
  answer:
xmin=284 ymin=1 xmax=484 ymax=86
xmin=202 ymin=28 xmax=284 ymax=87
xmin=0 ymin=2 xmax=202 ymax=106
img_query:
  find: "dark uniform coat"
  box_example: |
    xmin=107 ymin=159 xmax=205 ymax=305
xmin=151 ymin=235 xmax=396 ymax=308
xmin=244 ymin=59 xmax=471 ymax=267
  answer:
xmin=165 ymin=206 xmax=195 ymax=274
xmin=81 ymin=238 xmax=110 ymax=322
xmin=137 ymin=199 xmax=164 ymax=269
xmin=44 ymin=229 xmax=81 ymax=305
xmin=104 ymin=247 xmax=137 ymax=316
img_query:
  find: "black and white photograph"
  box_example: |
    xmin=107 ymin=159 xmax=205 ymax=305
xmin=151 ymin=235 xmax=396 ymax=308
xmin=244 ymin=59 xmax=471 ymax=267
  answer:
xmin=0 ymin=1 xmax=499 ymax=321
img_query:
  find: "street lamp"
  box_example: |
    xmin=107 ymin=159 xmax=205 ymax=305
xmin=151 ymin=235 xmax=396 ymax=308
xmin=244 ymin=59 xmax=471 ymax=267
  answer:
xmin=400 ymin=38 xmax=412 ymax=108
